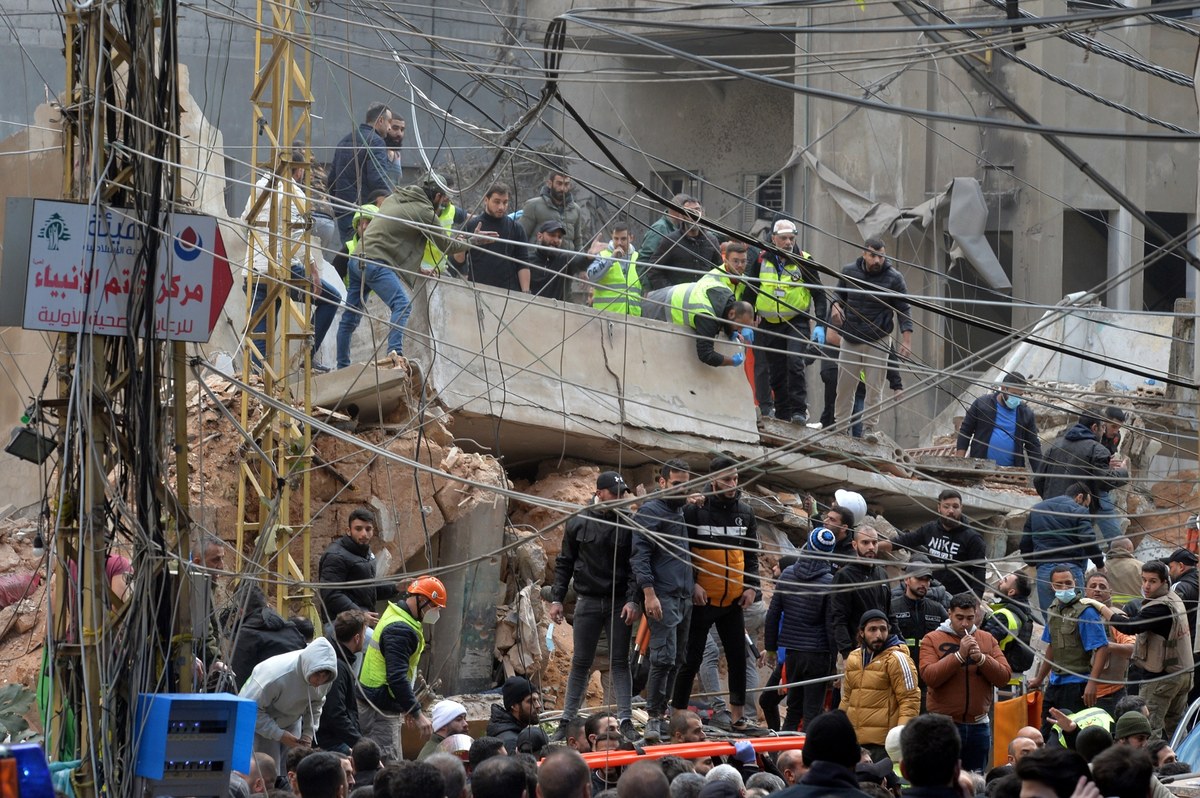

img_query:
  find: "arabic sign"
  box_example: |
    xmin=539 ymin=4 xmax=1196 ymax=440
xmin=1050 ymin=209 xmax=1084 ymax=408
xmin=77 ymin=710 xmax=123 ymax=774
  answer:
xmin=22 ymin=200 xmax=233 ymax=342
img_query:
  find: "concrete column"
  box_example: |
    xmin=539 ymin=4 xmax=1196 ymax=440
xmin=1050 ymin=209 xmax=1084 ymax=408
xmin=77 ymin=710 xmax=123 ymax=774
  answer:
xmin=1108 ymin=208 xmax=1134 ymax=310
xmin=423 ymin=498 xmax=507 ymax=695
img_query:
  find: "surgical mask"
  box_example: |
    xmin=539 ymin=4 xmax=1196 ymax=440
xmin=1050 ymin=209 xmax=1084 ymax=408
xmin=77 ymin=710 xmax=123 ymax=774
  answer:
xmin=1003 ymin=394 xmax=1022 ymax=410
xmin=1054 ymin=589 xmax=1077 ymax=603
xmin=423 ymin=608 xmax=441 ymax=625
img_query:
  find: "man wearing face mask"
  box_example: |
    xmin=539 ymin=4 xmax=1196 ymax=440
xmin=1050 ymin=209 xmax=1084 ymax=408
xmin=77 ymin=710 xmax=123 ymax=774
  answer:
xmin=1027 ymin=566 xmax=1110 ymax=734
xmin=358 ymin=575 xmax=447 ymax=757
xmin=955 ymin=373 xmax=1044 ymax=472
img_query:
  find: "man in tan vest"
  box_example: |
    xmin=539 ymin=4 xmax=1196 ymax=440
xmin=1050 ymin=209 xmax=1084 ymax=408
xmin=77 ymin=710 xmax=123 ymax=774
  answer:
xmin=1105 ymin=537 xmax=1145 ymax=607
xmin=1085 ymin=559 xmax=1194 ymax=740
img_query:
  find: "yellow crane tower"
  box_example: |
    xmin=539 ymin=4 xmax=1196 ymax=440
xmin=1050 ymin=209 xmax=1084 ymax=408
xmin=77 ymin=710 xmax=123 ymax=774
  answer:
xmin=236 ymin=0 xmax=316 ymax=614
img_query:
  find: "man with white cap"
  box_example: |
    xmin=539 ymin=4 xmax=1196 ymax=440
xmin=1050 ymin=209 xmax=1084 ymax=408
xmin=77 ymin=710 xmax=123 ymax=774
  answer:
xmin=828 ymin=489 xmax=866 ymax=574
xmin=549 ymin=470 xmax=641 ymax=743
xmin=745 ymin=220 xmax=827 ymax=424
xmin=418 ymin=700 xmax=469 ymax=761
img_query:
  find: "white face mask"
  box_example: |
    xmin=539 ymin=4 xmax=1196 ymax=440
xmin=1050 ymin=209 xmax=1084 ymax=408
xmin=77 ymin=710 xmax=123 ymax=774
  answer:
xmin=423 ymin=608 xmax=441 ymax=625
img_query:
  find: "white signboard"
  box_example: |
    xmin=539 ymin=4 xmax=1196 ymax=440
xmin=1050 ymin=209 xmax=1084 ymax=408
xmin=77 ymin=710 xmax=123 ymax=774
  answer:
xmin=23 ymin=200 xmax=232 ymax=342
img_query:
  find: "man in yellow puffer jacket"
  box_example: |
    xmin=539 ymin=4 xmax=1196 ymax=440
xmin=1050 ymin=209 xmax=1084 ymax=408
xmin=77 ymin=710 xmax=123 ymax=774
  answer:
xmin=669 ymin=455 xmax=761 ymax=732
xmin=841 ymin=609 xmax=921 ymax=759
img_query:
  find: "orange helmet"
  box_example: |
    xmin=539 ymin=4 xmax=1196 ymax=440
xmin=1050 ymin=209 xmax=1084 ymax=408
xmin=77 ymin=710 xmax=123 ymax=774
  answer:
xmin=408 ymin=575 xmax=447 ymax=608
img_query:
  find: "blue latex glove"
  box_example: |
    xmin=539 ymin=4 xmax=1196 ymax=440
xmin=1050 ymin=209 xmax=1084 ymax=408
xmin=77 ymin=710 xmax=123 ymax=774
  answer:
xmin=731 ymin=352 xmax=745 ymax=367
xmin=739 ymin=326 xmax=755 ymax=345
xmin=812 ymin=325 xmax=826 ymax=346
xmin=733 ymin=739 xmax=756 ymax=764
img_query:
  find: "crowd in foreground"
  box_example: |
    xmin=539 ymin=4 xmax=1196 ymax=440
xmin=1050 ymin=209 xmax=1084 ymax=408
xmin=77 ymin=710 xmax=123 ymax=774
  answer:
xmin=234 ymin=705 xmax=1189 ymax=798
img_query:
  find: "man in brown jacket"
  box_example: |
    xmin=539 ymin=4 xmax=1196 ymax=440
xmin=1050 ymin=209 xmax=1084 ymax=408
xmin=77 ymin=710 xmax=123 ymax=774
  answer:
xmin=920 ymin=592 xmax=1012 ymax=773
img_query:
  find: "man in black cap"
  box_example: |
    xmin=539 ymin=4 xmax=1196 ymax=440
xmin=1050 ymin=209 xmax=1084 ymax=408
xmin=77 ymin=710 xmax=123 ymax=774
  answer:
xmin=529 ymin=219 xmax=589 ymax=301
xmin=955 ymin=373 xmax=1043 ymax=472
xmin=1166 ymin=547 xmax=1200 ymax=704
xmin=486 ymin=676 xmax=541 ymax=753
xmin=549 ymin=470 xmax=641 ymax=743
xmin=1167 ymin=548 xmax=1199 ymax=643
xmin=889 ymin=559 xmax=947 ymax=701
xmin=840 ymin=609 xmax=919 ymax=760
xmin=773 ymin=710 xmax=871 ymax=798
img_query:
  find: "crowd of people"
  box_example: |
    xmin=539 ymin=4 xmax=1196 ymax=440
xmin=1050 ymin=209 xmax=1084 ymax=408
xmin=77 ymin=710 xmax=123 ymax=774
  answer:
xmin=223 ymin=103 xmax=1200 ymax=798
xmin=246 ymin=102 xmax=927 ymax=436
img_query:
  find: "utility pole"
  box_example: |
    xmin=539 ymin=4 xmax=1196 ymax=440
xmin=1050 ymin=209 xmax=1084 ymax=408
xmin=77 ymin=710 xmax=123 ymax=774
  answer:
xmin=49 ymin=2 xmax=194 ymax=795
xmin=236 ymin=0 xmax=316 ymax=614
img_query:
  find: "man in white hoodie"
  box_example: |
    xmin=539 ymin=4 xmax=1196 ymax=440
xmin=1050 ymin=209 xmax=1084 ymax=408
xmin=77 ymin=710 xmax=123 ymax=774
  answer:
xmin=240 ymin=636 xmax=339 ymax=771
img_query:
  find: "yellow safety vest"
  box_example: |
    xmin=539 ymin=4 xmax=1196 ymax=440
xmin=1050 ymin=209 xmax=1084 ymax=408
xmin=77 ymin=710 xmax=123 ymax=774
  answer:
xmin=1052 ymin=706 xmax=1112 ymax=747
xmin=705 ymin=267 xmax=747 ymax=302
xmin=592 ymin=249 xmax=642 ymax=316
xmin=360 ymin=601 xmax=425 ymax=695
xmin=667 ymin=281 xmax=717 ymax=329
xmin=755 ymin=253 xmax=813 ymax=322
xmin=421 ymin=203 xmax=459 ymax=274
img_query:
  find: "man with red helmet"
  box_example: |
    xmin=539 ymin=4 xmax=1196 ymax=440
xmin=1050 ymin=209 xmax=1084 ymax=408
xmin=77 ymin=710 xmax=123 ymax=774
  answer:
xmin=358 ymin=575 xmax=447 ymax=757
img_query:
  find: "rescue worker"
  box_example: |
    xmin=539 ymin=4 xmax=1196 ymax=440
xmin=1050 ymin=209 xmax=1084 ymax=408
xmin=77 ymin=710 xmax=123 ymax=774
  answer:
xmin=983 ymin=572 xmax=1035 ymax=687
xmin=358 ymin=575 xmax=447 ymax=757
xmin=587 ymin=223 xmax=641 ymax=315
xmin=1088 ymin=560 xmax=1195 ymax=740
xmin=670 ymin=456 xmax=761 ymax=731
xmin=707 ymin=241 xmax=751 ymax=301
xmin=1027 ymin=566 xmax=1110 ymax=736
xmin=419 ymin=191 xmax=467 ymax=276
xmin=641 ymin=279 xmax=756 ymax=367
xmin=747 ymin=220 xmax=826 ymax=424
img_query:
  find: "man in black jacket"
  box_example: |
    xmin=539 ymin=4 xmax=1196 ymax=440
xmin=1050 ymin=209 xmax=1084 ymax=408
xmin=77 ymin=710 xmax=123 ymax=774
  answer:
xmin=956 ymin=373 xmax=1043 ymax=472
xmin=529 ymin=220 xmax=590 ymax=302
xmin=229 ymin=585 xmax=308 ymax=690
xmin=548 ymin=470 xmax=641 ymax=744
xmin=316 ymin=609 xmax=366 ymax=754
xmin=831 ymin=525 xmax=893 ymax=659
xmin=878 ymin=489 xmax=987 ymax=597
xmin=670 ymin=456 xmax=761 ymax=732
xmin=452 ymin=183 xmax=532 ymax=293
xmin=830 ymin=238 xmax=913 ymax=437
xmin=890 ymin=561 xmax=948 ymax=668
xmin=899 ymin=714 xmax=964 ymax=798
xmin=1035 ymin=412 xmax=1129 ymax=503
xmin=328 ymin=102 xmax=393 ymax=243
xmin=486 ymin=676 xmax=541 ymax=753
xmin=774 ymin=710 xmax=872 ymax=798
xmin=643 ymin=204 xmax=722 ymax=292
xmin=318 ymin=508 xmax=399 ymax=624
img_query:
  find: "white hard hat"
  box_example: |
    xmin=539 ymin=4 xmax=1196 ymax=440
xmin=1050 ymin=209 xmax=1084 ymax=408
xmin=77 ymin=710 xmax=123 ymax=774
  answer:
xmin=834 ymin=489 xmax=867 ymax=527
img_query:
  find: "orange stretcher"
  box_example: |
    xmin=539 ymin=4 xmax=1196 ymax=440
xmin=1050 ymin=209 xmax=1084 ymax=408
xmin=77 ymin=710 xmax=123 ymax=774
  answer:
xmin=580 ymin=736 xmax=805 ymax=770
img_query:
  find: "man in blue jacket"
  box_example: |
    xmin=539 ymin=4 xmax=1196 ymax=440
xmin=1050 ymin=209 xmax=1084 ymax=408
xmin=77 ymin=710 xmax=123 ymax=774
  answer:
xmin=1020 ymin=482 xmax=1104 ymax=620
xmin=955 ymin=373 xmax=1043 ymax=472
xmin=631 ymin=458 xmax=698 ymax=742
xmin=765 ymin=527 xmax=837 ymax=730
xmin=328 ymin=102 xmax=394 ymax=243
xmin=830 ymin=238 xmax=913 ymax=437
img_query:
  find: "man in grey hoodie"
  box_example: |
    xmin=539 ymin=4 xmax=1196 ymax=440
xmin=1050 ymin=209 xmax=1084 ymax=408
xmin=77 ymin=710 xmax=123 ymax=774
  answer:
xmin=240 ymin=636 xmax=339 ymax=772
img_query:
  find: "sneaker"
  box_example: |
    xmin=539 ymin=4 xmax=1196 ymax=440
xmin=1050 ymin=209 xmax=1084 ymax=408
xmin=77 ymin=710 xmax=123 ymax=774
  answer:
xmin=311 ymin=360 xmax=331 ymax=374
xmin=644 ymin=717 xmax=664 ymax=743
xmin=732 ymin=717 xmax=766 ymax=736
xmin=708 ymin=710 xmax=734 ymax=732
xmin=549 ymin=720 xmax=570 ymax=744
xmin=620 ymin=719 xmax=639 ymax=743
xmin=792 ymin=411 xmax=809 ymax=424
